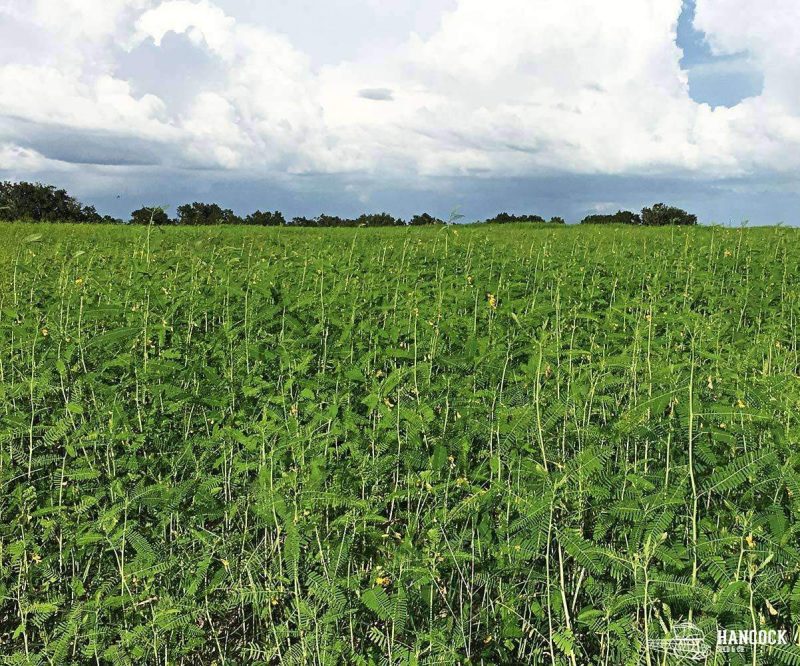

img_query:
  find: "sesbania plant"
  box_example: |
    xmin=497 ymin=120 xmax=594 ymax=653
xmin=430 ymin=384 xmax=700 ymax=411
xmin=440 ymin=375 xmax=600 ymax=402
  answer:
xmin=0 ymin=222 xmax=799 ymax=665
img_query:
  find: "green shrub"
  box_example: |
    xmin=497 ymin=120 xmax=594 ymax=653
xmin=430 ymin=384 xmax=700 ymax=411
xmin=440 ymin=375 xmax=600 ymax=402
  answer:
xmin=487 ymin=212 xmax=546 ymax=223
xmin=580 ymin=210 xmax=641 ymax=225
xmin=409 ymin=213 xmax=445 ymax=225
xmin=176 ymin=202 xmax=242 ymax=225
xmin=244 ymin=210 xmax=286 ymax=226
xmin=0 ymin=180 xmax=104 ymax=222
xmin=130 ymin=207 xmax=173 ymax=225
xmin=641 ymin=203 xmax=698 ymax=226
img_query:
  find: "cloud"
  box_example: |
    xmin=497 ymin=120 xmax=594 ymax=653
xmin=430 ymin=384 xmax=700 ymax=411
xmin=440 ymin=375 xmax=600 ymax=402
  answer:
xmin=128 ymin=1 xmax=332 ymax=171
xmin=133 ymin=0 xmax=235 ymax=58
xmin=358 ymin=88 xmax=395 ymax=101
xmin=694 ymin=0 xmax=800 ymax=111
xmin=0 ymin=0 xmax=799 ymax=218
xmin=0 ymin=142 xmax=52 ymax=172
xmin=0 ymin=66 xmax=170 ymax=133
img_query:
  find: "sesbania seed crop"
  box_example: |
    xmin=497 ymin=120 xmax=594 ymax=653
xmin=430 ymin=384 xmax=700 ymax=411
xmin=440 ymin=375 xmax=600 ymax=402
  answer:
xmin=1 ymin=222 xmax=799 ymax=664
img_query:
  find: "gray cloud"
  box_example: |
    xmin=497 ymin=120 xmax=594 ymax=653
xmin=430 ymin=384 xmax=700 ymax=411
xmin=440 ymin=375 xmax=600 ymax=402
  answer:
xmin=5 ymin=118 xmax=169 ymax=167
xmin=29 ymin=134 xmax=163 ymax=167
xmin=1 ymin=0 xmax=799 ymax=225
xmin=358 ymin=88 xmax=394 ymax=101
xmin=115 ymin=32 xmax=228 ymax=114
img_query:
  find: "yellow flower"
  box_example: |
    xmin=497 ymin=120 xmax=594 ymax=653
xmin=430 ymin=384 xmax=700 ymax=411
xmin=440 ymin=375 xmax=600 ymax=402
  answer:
xmin=375 ymin=576 xmax=391 ymax=587
xmin=41 ymin=328 xmax=49 ymax=337
xmin=745 ymin=534 xmax=755 ymax=548
xmin=75 ymin=277 xmax=84 ymax=285
xmin=486 ymin=293 xmax=497 ymax=309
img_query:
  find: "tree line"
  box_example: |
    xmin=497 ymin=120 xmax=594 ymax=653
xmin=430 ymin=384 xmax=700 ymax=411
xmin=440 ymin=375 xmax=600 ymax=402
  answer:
xmin=134 ymin=206 xmax=449 ymax=227
xmin=579 ymin=205 xmax=697 ymax=226
xmin=0 ymin=181 xmax=120 ymax=224
xmin=0 ymin=181 xmax=698 ymax=227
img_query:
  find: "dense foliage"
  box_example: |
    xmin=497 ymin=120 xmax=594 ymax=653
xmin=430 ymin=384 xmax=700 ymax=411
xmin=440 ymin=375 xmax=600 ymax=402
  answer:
xmin=175 ymin=202 xmax=241 ymax=226
xmin=1 ymin=223 xmax=798 ymax=665
xmin=244 ymin=211 xmax=286 ymax=227
xmin=582 ymin=206 xmax=698 ymax=226
xmin=409 ymin=213 xmax=445 ymax=226
xmin=0 ymin=182 xmax=117 ymax=224
xmin=288 ymin=213 xmax=406 ymax=227
xmin=581 ymin=210 xmax=642 ymax=225
xmin=129 ymin=207 xmax=172 ymax=226
xmin=642 ymin=203 xmax=699 ymax=227
xmin=486 ymin=212 xmax=547 ymax=224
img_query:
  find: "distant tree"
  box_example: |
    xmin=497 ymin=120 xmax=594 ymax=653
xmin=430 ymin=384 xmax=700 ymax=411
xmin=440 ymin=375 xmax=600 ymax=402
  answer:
xmin=176 ymin=202 xmax=241 ymax=225
xmin=0 ymin=181 xmax=102 ymax=222
xmin=580 ymin=210 xmax=641 ymax=225
xmin=487 ymin=212 xmax=546 ymax=224
xmin=130 ymin=207 xmax=172 ymax=226
xmin=317 ymin=214 xmax=351 ymax=227
xmin=580 ymin=214 xmax=612 ymax=225
xmin=409 ymin=213 xmax=445 ymax=226
xmin=641 ymin=203 xmax=697 ymax=226
xmin=549 ymin=216 xmax=566 ymax=224
xmin=80 ymin=205 xmax=102 ymax=223
xmin=245 ymin=210 xmax=285 ymax=226
xmin=290 ymin=216 xmax=315 ymax=227
xmin=356 ymin=212 xmax=404 ymax=227
xmin=287 ymin=213 xmax=404 ymax=227
xmin=288 ymin=215 xmax=337 ymax=227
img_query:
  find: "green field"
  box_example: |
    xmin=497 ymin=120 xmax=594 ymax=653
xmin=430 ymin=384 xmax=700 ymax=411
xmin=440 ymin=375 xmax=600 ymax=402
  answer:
xmin=1 ymin=222 xmax=799 ymax=664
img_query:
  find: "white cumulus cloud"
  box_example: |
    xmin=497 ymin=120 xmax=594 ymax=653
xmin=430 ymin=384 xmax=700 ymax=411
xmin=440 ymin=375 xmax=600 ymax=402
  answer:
xmin=0 ymin=0 xmax=799 ymax=194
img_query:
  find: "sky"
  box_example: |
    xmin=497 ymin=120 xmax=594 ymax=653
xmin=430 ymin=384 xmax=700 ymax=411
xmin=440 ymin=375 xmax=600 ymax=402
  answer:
xmin=0 ymin=0 xmax=798 ymax=224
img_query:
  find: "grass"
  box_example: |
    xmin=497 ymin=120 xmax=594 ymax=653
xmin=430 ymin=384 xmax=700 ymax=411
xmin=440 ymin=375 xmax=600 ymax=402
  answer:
xmin=0 ymin=221 xmax=799 ymax=665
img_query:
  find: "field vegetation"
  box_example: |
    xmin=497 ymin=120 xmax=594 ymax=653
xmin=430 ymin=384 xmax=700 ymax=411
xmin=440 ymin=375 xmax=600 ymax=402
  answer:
xmin=0 ymin=222 xmax=798 ymax=664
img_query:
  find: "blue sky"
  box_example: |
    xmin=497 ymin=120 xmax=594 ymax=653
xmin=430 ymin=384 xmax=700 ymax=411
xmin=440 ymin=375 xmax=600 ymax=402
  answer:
xmin=1 ymin=0 xmax=799 ymax=224
xmin=677 ymin=0 xmax=763 ymax=108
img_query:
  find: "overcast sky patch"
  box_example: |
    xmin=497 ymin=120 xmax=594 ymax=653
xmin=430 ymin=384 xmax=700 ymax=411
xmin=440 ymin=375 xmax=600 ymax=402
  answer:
xmin=358 ymin=88 xmax=394 ymax=101
xmin=0 ymin=0 xmax=798 ymax=224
